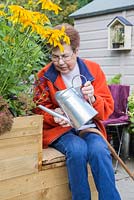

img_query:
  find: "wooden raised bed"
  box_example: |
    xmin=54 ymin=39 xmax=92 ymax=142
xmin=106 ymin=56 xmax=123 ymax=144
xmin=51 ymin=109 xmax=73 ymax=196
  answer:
xmin=0 ymin=115 xmax=98 ymax=200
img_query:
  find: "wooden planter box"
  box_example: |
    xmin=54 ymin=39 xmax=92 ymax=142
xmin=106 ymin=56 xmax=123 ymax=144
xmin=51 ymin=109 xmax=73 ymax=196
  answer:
xmin=0 ymin=115 xmax=98 ymax=200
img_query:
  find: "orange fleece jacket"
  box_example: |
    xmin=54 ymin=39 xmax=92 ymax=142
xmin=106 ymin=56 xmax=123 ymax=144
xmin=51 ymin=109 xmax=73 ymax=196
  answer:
xmin=33 ymin=58 xmax=114 ymax=148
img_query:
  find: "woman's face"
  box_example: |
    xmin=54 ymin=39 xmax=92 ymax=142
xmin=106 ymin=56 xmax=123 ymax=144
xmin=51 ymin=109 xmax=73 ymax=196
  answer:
xmin=51 ymin=44 xmax=78 ymax=74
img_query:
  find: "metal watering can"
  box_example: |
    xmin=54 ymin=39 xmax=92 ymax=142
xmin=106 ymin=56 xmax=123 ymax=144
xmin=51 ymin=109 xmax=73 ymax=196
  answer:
xmin=38 ymin=75 xmax=98 ymax=129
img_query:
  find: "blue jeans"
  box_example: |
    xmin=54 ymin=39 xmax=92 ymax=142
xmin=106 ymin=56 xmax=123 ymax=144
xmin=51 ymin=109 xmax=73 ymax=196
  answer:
xmin=51 ymin=129 xmax=121 ymax=200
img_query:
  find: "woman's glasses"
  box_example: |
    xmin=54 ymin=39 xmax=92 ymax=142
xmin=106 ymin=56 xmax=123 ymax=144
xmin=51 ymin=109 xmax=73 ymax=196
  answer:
xmin=51 ymin=52 xmax=74 ymax=62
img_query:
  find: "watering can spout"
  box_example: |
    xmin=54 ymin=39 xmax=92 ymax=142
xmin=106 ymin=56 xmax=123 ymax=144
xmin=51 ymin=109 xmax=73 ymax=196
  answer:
xmin=38 ymin=105 xmax=71 ymax=124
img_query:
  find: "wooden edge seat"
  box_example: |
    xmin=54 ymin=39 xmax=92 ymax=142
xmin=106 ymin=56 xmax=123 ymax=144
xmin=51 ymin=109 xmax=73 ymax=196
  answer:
xmin=42 ymin=147 xmax=66 ymax=169
xmin=42 ymin=147 xmax=98 ymax=199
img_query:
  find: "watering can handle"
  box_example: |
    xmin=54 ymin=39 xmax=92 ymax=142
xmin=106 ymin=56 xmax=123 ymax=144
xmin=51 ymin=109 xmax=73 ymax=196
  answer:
xmin=71 ymin=74 xmax=88 ymax=88
xmin=72 ymin=74 xmax=92 ymax=105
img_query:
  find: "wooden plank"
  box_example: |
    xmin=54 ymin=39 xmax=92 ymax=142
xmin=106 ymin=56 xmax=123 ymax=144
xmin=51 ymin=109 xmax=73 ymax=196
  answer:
xmin=7 ymin=185 xmax=71 ymax=200
xmin=80 ymin=39 xmax=107 ymax=50
xmin=42 ymin=161 xmax=66 ymax=170
xmin=0 ymin=135 xmax=41 ymax=160
xmin=0 ymin=167 xmax=97 ymax=200
xmin=0 ymin=167 xmax=69 ymax=200
xmin=0 ymin=154 xmax=39 ymax=181
xmin=75 ymin=19 xmax=109 ymax=32
xmin=0 ymin=115 xmax=43 ymax=139
xmin=79 ymin=49 xmax=118 ymax=58
xmin=80 ymin=30 xmax=107 ymax=41
xmin=42 ymin=148 xmax=65 ymax=165
xmin=38 ymin=134 xmax=43 ymax=171
xmin=88 ymin=166 xmax=98 ymax=200
xmin=0 ymin=115 xmax=43 ymax=177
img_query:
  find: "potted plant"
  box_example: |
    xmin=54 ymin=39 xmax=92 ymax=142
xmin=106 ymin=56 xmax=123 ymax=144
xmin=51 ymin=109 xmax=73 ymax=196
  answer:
xmin=0 ymin=0 xmax=70 ymax=170
xmin=0 ymin=2 xmax=75 ymax=200
xmin=0 ymin=1 xmax=71 ymax=195
xmin=112 ymin=25 xmax=124 ymax=48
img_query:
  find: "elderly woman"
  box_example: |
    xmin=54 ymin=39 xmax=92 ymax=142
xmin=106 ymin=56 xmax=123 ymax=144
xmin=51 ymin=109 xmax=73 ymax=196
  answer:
xmin=34 ymin=23 xmax=121 ymax=200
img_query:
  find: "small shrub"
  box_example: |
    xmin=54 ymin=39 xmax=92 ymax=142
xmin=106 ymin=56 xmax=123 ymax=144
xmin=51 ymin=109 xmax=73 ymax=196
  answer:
xmin=107 ymin=74 xmax=122 ymax=85
xmin=128 ymin=93 xmax=134 ymax=134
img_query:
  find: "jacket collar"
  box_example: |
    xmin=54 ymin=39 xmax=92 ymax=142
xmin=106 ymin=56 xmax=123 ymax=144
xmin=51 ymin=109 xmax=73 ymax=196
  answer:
xmin=44 ymin=57 xmax=94 ymax=86
xmin=77 ymin=57 xmax=94 ymax=85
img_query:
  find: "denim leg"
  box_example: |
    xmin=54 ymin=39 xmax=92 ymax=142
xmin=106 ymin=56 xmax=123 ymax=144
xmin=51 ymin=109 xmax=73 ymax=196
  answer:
xmin=82 ymin=132 xmax=121 ymax=200
xmin=51 ymin=130 xmax=91 ymax=200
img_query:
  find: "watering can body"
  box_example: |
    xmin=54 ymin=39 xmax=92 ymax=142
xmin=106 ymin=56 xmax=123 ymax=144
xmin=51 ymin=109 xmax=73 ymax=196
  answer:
xmin=55 ymin=87 xmax=98 ymax=129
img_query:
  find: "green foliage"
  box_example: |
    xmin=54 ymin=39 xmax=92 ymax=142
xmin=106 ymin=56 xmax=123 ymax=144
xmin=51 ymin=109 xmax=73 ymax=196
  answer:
xmin=77 ymin=0 xmax=92 ymax=9
xmin=0 ymin=17 xmax=46 ymax=97
xmin=128 ymin=93 xmax=134 ymax=134
xmin=45 ymin=0 xmax=92 ymax=25
xmin=107 ymin=74 xmax=122 ymax=85
xmin=112 ymin=25 xmax=124 ymax=44
xmin=46 ymin=0 xmax=78 ymax=25
xmin=112 ymin=30 xmax=124 ymax=44
xmin=0 ymin=0 xmax=59 ymax=116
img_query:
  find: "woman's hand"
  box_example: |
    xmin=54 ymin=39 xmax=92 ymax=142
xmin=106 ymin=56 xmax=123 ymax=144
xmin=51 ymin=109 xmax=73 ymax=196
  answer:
xmin=81 ymin=81 xmax=96 ymax=104
xmin=54 ymin=107 xmax=70 ymax=127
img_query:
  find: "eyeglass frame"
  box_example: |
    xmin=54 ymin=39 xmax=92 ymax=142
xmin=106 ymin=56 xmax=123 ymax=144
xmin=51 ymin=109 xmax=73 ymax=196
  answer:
xmin=50 ymin=51 xmax=74 ymax=62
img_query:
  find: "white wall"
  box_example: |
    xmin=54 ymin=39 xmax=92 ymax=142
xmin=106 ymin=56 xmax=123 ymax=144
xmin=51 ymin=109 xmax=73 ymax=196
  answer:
xmin=74 ymin=10 xmax=134 ymax=91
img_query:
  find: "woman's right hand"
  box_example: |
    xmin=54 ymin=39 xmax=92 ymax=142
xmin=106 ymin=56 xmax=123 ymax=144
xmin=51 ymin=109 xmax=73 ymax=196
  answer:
xmin=54 ymin=108 xmax=70 ymax=127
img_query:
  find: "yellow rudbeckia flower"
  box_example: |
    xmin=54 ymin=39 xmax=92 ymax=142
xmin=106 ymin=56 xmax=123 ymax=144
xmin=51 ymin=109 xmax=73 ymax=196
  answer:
xmin=37 ymin=0 xmax=62 ymax=14
xmin=0 ymin=10 xmax=6 ymax=17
